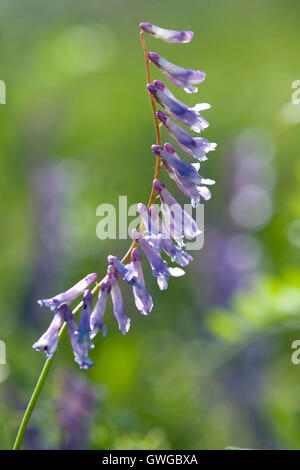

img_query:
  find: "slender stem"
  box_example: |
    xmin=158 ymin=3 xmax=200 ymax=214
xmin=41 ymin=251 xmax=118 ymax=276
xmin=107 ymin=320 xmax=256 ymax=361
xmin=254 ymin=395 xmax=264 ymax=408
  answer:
xmin=13 ymin=28 xmax=161 ymax=450
xmin=140 ymin=30 xmax=162 ymax=208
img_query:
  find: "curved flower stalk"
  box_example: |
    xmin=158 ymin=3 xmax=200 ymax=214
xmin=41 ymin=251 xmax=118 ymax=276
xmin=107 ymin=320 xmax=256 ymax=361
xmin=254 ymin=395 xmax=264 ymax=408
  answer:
xmin=14 ymin=21 xmax=217 ymax=450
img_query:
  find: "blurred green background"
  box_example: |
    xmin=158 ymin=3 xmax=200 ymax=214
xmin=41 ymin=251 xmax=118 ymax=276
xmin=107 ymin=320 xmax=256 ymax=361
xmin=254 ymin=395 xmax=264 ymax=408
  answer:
xmin=1 ymin=0 xmax=300 ymax=450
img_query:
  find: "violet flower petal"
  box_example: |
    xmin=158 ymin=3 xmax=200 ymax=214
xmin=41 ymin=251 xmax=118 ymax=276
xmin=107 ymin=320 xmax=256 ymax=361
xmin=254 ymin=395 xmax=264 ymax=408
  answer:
xmin=76 ymin=289 xmax=94 ymax=356
xmin=130 ymin=248 xmax=153 ymax=315
xmin=148 ymin=205 xmax=193 ymax=267
xmin=90 ymin=280 xmax=111 ymax=339
xmin=153 ymin=179 xmax=201 ymax=246
xmin=148 ymin=80 xmax=209 ymax=132
xmin=148 ymin=52 xmax=205 ymax=93
xmin=157 ymin=111 xmax=217 ymax=161
xmin=140 ymin=22 xmax=193 ymax=44
xmin=132 ymin=229 xmax=184 ymax=290
xmin=152 ymin=143 xmax=215 ymax=206
xmin=108 ymin=255 xmax=137 ymax=285
xmin=107 ymin=265 xmax=131 ymax=334
xmin=61 ymin=304 xmax=94 ymax=370
xmin=37 ymin=273 xmax=98 ymax=312
xmin=32 ymin=307 xmax=64 ymax=359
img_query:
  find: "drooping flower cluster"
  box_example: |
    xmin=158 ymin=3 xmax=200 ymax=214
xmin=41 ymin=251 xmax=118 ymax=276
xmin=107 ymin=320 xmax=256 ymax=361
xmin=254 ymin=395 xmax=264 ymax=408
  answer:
xmin=33 ymin=22 xmax=216 ymax=369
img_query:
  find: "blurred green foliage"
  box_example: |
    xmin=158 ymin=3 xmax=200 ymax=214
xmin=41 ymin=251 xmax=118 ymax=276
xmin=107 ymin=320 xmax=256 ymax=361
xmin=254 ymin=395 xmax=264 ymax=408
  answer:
xmin=0 ymin=0 xmax=300 ymax=450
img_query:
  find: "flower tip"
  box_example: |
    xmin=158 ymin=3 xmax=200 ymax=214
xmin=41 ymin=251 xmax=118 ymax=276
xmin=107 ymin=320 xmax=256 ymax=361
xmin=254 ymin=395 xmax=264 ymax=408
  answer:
xmin=107 ymin=255 xmax=115 ymax=264
xmin=151 ymin=144 xmax=162 ymax=155
xmin=140 ymin=22 xmax=152 ymax=32
xmin=148 ymin=52 xmax=159 ymax=64
xmin=83 ymin=289 xmax=93 ymax=303
xmin=186 ymin=31 xmax=194 ymax=41
xmin=147 ymin=83 xmax=156 ymax=94
xmin=156 ymin=110 xmax=168 ymax=124
xmin=153 ymin=179 xmax=164 ymax=193
xmin=87 ymin=273 xmax=98 ymax=284
xmin=122 ymin=318 xmax=131 ymax=335
xmin=37 ymin=299 xmax=44 ymax=307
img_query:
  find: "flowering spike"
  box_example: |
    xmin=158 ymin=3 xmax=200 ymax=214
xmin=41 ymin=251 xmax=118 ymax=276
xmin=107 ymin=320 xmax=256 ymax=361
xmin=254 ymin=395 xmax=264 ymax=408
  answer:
xmin=32 ymin=307 xmax=64 ymax=359
xmin=130 ymin=248 xmax=153 ymax=315
xmin=148 ymin=81 xmax=209 ymax=132
xmin=140 ymin=22 xmax=193 ymax=44
xmin=132 ymin=229 xmax=185 ymax=290
xmin=152 ymin=144 xmax=215 ymax=206
xmin=148 ymin=52 xmax=205 ymax=93
xmin=157 ymin=111 xmax=216 ymax=161
xmin=62 ymin=304 xmax=94 ymax=370
xmin=37 ymin=273 xmax=98 ymax=312
xmin=107 ymin=264 xmax=131 ymax=334
xmin=153 ymin=179 xmax=201 ymax=246
xmin=90 ymin=280 xmax=111 ymax=339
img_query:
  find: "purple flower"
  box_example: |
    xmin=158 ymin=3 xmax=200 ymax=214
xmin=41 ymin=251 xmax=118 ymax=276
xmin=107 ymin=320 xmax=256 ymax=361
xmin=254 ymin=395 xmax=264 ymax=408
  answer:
xmin=90 ymin=280 xmax=111 ymax=339
xmin=148 ymin=52 xmax=205 ymax=93
xmin=108 ymin=254 xmax=153 ymax=316
xmin=32 ymin=307 xmax=64 ymax=359
xmin=130 ymin=248 xmax=153 ymax=315
xmin=157 ymin=111 xmax=216 ymax=161
xmin=140 ymin=22 xmax=193 ymax=44
xmin=148 ymin=205 xmax=193 ymax=266
xmin=107 ymin=264 xmax=131 ymax=334
xmin=108 ymin=255 xmax=137 ymax=285
xmin=132 ymin=229 xmax=184 ymax=290
xmin=152 ymin=143 xmax=215 ymax=206
xmin=76 ymin=289 xmax=94 ymax=359
xmin=153 ymin=179 xmax=201 ymax=246
xmin=37 ymin=273 xmax=98 ymax=312
xmin=138 ymin=203 xmax=192 ymax=266
xmin=147 ymin=80 xmax=210 ymax=132
xmin=61 ymin=304 xmax=94 ymax=370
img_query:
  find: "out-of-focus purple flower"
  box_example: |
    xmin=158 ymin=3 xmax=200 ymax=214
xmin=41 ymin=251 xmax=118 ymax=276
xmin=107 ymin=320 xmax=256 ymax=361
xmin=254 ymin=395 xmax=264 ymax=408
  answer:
xmin=90 ymin=280 xmax=111 ymax=339
xmin=37 ymin=273 xmax=98 ymax=312
xmin=130 ymin=248 xmax=153 ymax=315
xmin=157 ymin=111 xmax=216 ymax=161
xmin=147 ymin=80 xmax=209 ymax=132
xmin=138 ymin=203 xmax=192 ymax=266
xmin=32 ymin=307 xmax=64 ymax=359
xmin=56 ymin=371 xmax=99 ymax=450
xmin=152 ymin=143 xmax=215 ymax=206
xmin=61 ymin=304 xmax=94 ymax=370
xmin=148 ymin=52 xmax=205 ymax=93
xmin=140 ymin=22 xmax=193 ymax=44
xmin=107 ymin=264 xmax=131 ymax=334
xmin=153 ymin=179 xmax=201 ymax=246
xmin=132 ymin=229 xmax=184 ymax=290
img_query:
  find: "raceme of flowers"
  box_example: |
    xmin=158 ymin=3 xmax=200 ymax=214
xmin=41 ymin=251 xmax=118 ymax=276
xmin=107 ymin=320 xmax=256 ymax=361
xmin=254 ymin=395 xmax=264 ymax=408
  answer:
xmin=33 ymin=22 xmax=216 ymax=369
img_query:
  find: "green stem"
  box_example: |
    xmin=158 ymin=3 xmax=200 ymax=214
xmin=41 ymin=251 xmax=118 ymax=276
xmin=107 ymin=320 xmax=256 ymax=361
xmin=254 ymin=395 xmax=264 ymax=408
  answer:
xmin=13 ymin=323 xmax=66 ymax=450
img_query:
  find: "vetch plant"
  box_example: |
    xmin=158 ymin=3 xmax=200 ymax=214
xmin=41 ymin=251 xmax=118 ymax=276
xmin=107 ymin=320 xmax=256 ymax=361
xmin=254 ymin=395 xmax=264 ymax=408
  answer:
xmin=13 ymin=21 xmax=216 ymax=450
